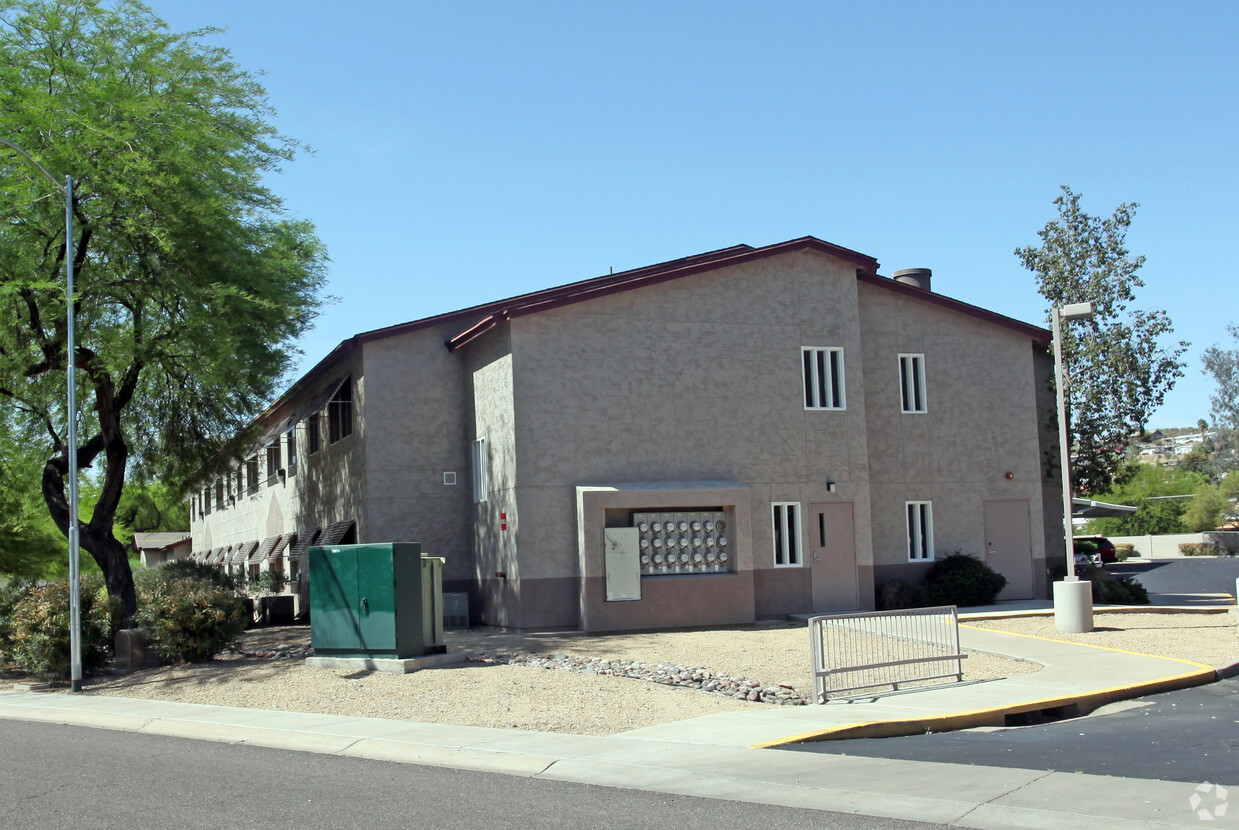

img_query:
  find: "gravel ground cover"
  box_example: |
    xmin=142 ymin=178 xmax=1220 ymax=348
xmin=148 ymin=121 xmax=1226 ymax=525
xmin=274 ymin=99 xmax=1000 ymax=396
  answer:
xmin=75 ymin=622 xmax=1032 ymax=736
xmin=31 ymin=611 xmax=1236 ymax=737
xmin=966 ymin=610 xmax=1239 ymax=668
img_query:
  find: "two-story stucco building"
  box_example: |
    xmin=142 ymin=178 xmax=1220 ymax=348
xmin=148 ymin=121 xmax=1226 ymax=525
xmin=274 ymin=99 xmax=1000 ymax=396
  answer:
xmin=188 ymin=236 xmax=1064 ymax=631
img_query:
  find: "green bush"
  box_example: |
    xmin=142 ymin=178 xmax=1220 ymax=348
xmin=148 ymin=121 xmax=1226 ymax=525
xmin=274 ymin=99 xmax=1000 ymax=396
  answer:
xmin=924 ymin=552 xmax=1007 ymax=608
xmin=5 ymin=576 xmax=116 ymax=679
xmin=251 ymin=569 xmax=287 ymax=595
xmin=0 ymin=576 xmax=38 ymax=658
xmin=134 ymin=566 xmax=248 ymax=662
xmin=1179 ymin=542 xmax=1223 ymax=557
xmin=876 ymin=578 xmax=928 ymax=610
xmin=1115 ymin=544 xmax=1135 ymax=562
xmin=1088 ymin=568 xmax=1150 ymax=604
xmin=150 ymin=559 xmax=241 ymax=592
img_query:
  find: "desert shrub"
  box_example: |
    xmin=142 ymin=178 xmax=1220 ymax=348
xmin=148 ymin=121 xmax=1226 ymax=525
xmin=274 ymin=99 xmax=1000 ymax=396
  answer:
xmin=1115 ymin=544 xmax=1135 ymax=561
xmin=148 ymin=559 xmax=241 ymax=592
xmin=251 ymin=569 xmax=287 ymax=595
xmin=877 ymin=578 xmax=928 ymax=610
xmin=0 ymin=576 xmax=39 ymax=657
xmin=134 ymin=568 xmax=248 ymax=662
xmin=1179 ymin=542 xmax=1223 ymax=557
xmin=1087 ymin=569 xmax=1150 ymax=605
xmin=5 ymin=575 xmax=116 ymax=679
xmin=924 ymin=552 xmax=1007 ymax=608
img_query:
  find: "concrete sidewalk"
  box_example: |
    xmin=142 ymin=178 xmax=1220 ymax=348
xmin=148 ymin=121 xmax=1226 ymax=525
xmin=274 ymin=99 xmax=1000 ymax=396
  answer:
xmin=2 ymin=616 xmax=1235 ymax=829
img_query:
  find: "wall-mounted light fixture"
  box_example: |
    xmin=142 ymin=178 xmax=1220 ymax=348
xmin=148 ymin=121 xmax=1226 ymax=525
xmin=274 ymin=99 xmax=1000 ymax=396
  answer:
xmin=827 ymin=478 xmax=837 ymax=493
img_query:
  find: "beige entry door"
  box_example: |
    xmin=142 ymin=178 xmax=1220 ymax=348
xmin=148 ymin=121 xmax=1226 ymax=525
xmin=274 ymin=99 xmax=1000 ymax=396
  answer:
xmin=983 ymin=500 xmax=1035 ymax=600
xmin=808 ymin=502 xmax=859 ymax=612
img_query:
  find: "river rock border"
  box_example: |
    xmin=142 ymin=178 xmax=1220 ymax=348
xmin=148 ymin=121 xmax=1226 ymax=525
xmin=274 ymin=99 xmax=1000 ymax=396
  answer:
xmin=467 ymin=650 xmax=809 ymax=705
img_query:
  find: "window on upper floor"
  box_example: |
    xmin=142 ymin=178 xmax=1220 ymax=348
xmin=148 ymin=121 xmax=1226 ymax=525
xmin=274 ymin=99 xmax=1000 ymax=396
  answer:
xmin=265 ymin=440 xmax=282 ymax=485
xmin=202 ymin=486 xmax=212 ymax=516
xmin=328 ymin=377 xmax=354 ymax=444
xmin=285 ymin=426 xmax=297 ymax=475
xmin=471 ymin=437 xmax=489 ymax=504
xmin=772 ymin=502 xmax=802 ymax=567
xmin=214 ymin=479 xmax=224 ymax=508
xmin=307 ymin=413 xmax=321 ymax=455
xmin=802 ymin=347 xmax=845 ymax=410
xmin=906 ymin=501 xmax=933 ymax=561
xmin=899 ymin=353 xmax=927 ymax=413
xmin=245 ymin=456 xmax=260 ymax=495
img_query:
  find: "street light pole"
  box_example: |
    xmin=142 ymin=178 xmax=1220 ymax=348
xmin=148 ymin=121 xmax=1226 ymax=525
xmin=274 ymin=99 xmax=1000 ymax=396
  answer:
xmin=1051 ymin=300 xmax=1095 ymax=634
xmin=0 ymin=138 xmax=83 ymax=691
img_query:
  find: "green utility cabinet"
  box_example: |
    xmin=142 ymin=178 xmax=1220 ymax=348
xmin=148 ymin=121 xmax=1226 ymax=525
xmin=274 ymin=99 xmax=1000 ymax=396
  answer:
xmin=308 ymin=542 xmax=445 ymax=659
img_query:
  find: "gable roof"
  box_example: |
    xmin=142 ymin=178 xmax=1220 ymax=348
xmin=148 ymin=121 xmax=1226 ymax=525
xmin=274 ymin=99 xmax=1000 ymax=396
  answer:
xmin=259 ymin=235 xmax=1048 ymax=425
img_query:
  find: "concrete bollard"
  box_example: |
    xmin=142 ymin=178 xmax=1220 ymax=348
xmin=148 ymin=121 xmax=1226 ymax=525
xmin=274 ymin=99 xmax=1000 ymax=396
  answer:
xmin=1054 ymin=579 xmax=1094 ymax=633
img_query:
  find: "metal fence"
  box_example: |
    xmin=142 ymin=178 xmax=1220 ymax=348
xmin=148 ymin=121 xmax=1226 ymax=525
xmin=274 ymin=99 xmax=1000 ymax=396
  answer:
xmin=809 ymin=606 xmax=965 ymax=702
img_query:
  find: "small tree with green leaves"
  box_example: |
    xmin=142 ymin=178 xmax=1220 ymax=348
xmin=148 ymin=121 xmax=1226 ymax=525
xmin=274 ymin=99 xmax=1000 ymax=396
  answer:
xmin=0 ymin=0 xmax=327 ymax=621
xmin=1016 ymin=187 xmax=1187 ymax=495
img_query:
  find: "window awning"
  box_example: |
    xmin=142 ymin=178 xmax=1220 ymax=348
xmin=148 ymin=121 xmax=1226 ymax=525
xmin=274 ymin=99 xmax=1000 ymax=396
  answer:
xmin=317 ymin=519 xmax=356 ymax=547
xmin=248 ymin=535 xmax=281 ymax=564
xmin=231 ymin=541 xmax=259 ymax=564
xmin=286 ymin=527 xmax=321 ymax=561
xmin=267 ymin=532 xmax=295 ymax=561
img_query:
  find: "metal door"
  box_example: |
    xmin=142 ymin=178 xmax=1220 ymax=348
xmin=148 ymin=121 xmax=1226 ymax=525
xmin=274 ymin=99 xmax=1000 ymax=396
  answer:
xmin=309 ymin=546 xmax=361 ymax=651
xmin=808 ymin=502 xmax=859 ymax=611
xmin=983 ymin=500 xmax=1035 ymax=599
xmin=356 ymin=548 xmax=397 ymax=650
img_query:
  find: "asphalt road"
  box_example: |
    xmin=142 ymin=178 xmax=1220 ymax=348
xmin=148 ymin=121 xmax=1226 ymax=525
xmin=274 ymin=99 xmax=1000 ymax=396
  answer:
xmin=782 ymin=678 xmax=1239 ymax=785
xmin=0 ymin=720 xmax=940 ymax=829
xmin=1109 ymin=557 xmax=1239 ymax=597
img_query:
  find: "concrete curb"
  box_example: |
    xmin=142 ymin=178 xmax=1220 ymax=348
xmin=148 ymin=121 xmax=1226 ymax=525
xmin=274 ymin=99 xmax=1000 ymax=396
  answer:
xmin=753 ymin=663 xmax=1219 ymax=746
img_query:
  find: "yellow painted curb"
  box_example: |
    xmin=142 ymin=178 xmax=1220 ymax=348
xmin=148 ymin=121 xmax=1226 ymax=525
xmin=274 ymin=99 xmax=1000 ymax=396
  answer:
xmin=755 ymin=627 xmax=1223 ymax=749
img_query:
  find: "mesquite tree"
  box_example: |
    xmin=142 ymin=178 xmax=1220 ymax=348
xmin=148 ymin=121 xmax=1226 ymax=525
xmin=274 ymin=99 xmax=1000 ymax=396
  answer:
xmin=1016 ymin=186 xmax=1186 ymax=495
xmin=0 ymin=0 xmax=327 ymax=619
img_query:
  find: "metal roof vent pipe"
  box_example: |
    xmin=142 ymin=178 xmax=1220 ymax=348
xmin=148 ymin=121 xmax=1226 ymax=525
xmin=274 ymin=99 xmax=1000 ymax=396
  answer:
xmin=893 ymin=268 xmax=932 ymax=292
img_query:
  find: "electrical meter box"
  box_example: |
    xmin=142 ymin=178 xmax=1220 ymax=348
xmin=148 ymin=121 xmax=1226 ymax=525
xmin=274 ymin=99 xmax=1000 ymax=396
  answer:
xmin=604 ymin=528 xmax=641 ymax=601
xmin=309 ymin=542 xmax=445 ymax=658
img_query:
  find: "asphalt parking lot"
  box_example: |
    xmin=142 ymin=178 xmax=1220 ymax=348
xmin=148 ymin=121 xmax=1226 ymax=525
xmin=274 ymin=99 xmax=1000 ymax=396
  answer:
xmin=781 ymin=678 xmax=1239 ymax=785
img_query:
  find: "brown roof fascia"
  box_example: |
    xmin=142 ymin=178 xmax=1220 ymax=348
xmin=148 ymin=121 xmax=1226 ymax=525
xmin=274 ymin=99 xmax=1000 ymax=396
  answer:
xmin=445 ymin=236 xmax=881 ymax=351
xmin=257 ymin=237 xmax=879 ymax=419
xmin=858 ymin=273 xmax=1051 ymax=346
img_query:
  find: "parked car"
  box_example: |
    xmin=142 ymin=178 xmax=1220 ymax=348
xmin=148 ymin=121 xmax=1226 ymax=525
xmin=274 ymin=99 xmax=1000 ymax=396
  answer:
xmin=1073 ymin=535 xmax=1117 ymax=566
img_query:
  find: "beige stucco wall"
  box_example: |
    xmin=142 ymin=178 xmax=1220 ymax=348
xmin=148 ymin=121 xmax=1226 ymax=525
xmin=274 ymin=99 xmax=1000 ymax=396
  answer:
xmin=189 ymin=349 xmax=368 ymax=560
xmin=360 ymin=325 xmax=474 ymax=588
xmin=856 ymin=281 xmax=1050 ymax=596
xmin=475 ymin=249 xmax=879 ymax=625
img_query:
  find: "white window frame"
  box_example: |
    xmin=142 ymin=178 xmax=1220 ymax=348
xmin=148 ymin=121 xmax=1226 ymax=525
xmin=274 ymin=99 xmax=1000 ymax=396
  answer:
xmin=471 ymin=437 xmax=489 ymax=504
xmin=802 ymin=347 xmax=845 ymax=410
xmin=772 ymin=502 xmax=803 ymax=567
xmin=906 ymin=501 xmax=934 ymax=561
xmin=899 ymin=353 xmax=927 ymax=414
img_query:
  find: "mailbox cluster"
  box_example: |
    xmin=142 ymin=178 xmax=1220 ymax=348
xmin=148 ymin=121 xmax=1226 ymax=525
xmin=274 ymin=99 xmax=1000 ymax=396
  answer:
xmin=632 ymin=511 xmax=729 ymax=575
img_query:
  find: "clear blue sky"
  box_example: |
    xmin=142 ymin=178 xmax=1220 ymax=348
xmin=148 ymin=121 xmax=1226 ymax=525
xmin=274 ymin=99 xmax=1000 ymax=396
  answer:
xmin=152 ymin=0 xmax=1236 ymax=429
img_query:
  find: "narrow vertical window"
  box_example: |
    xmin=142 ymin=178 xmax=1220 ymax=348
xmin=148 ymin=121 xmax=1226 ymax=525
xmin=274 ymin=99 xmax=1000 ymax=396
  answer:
xmin=285 ymin=426 xmax=297 ymax=475
xmin=906 ymin=501 xmax=933 ymax=561
xmin=471 ymin=437 xmax=489 ymax=504
xmin=899 ymin=354 xmax=927 ymax=413
xmin=245 ymin=456 xmax=259 ymax=495
xmin=802 ymin=347 xmax=845 ymax=409
xmin=772 ymin=502 xmax=802 ymax=566
xmin=307 ymin=413 xmax=321 ymax=455
xmin=328 ymin=377 xmax=354 ymax=444
xmin=265 ymin=440 xmax=281 ymax=484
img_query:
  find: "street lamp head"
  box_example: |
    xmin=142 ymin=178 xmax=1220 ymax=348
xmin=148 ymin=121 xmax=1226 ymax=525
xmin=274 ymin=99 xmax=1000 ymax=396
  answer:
xmin=1059 ymin=301 xmax=1095 ymax=321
